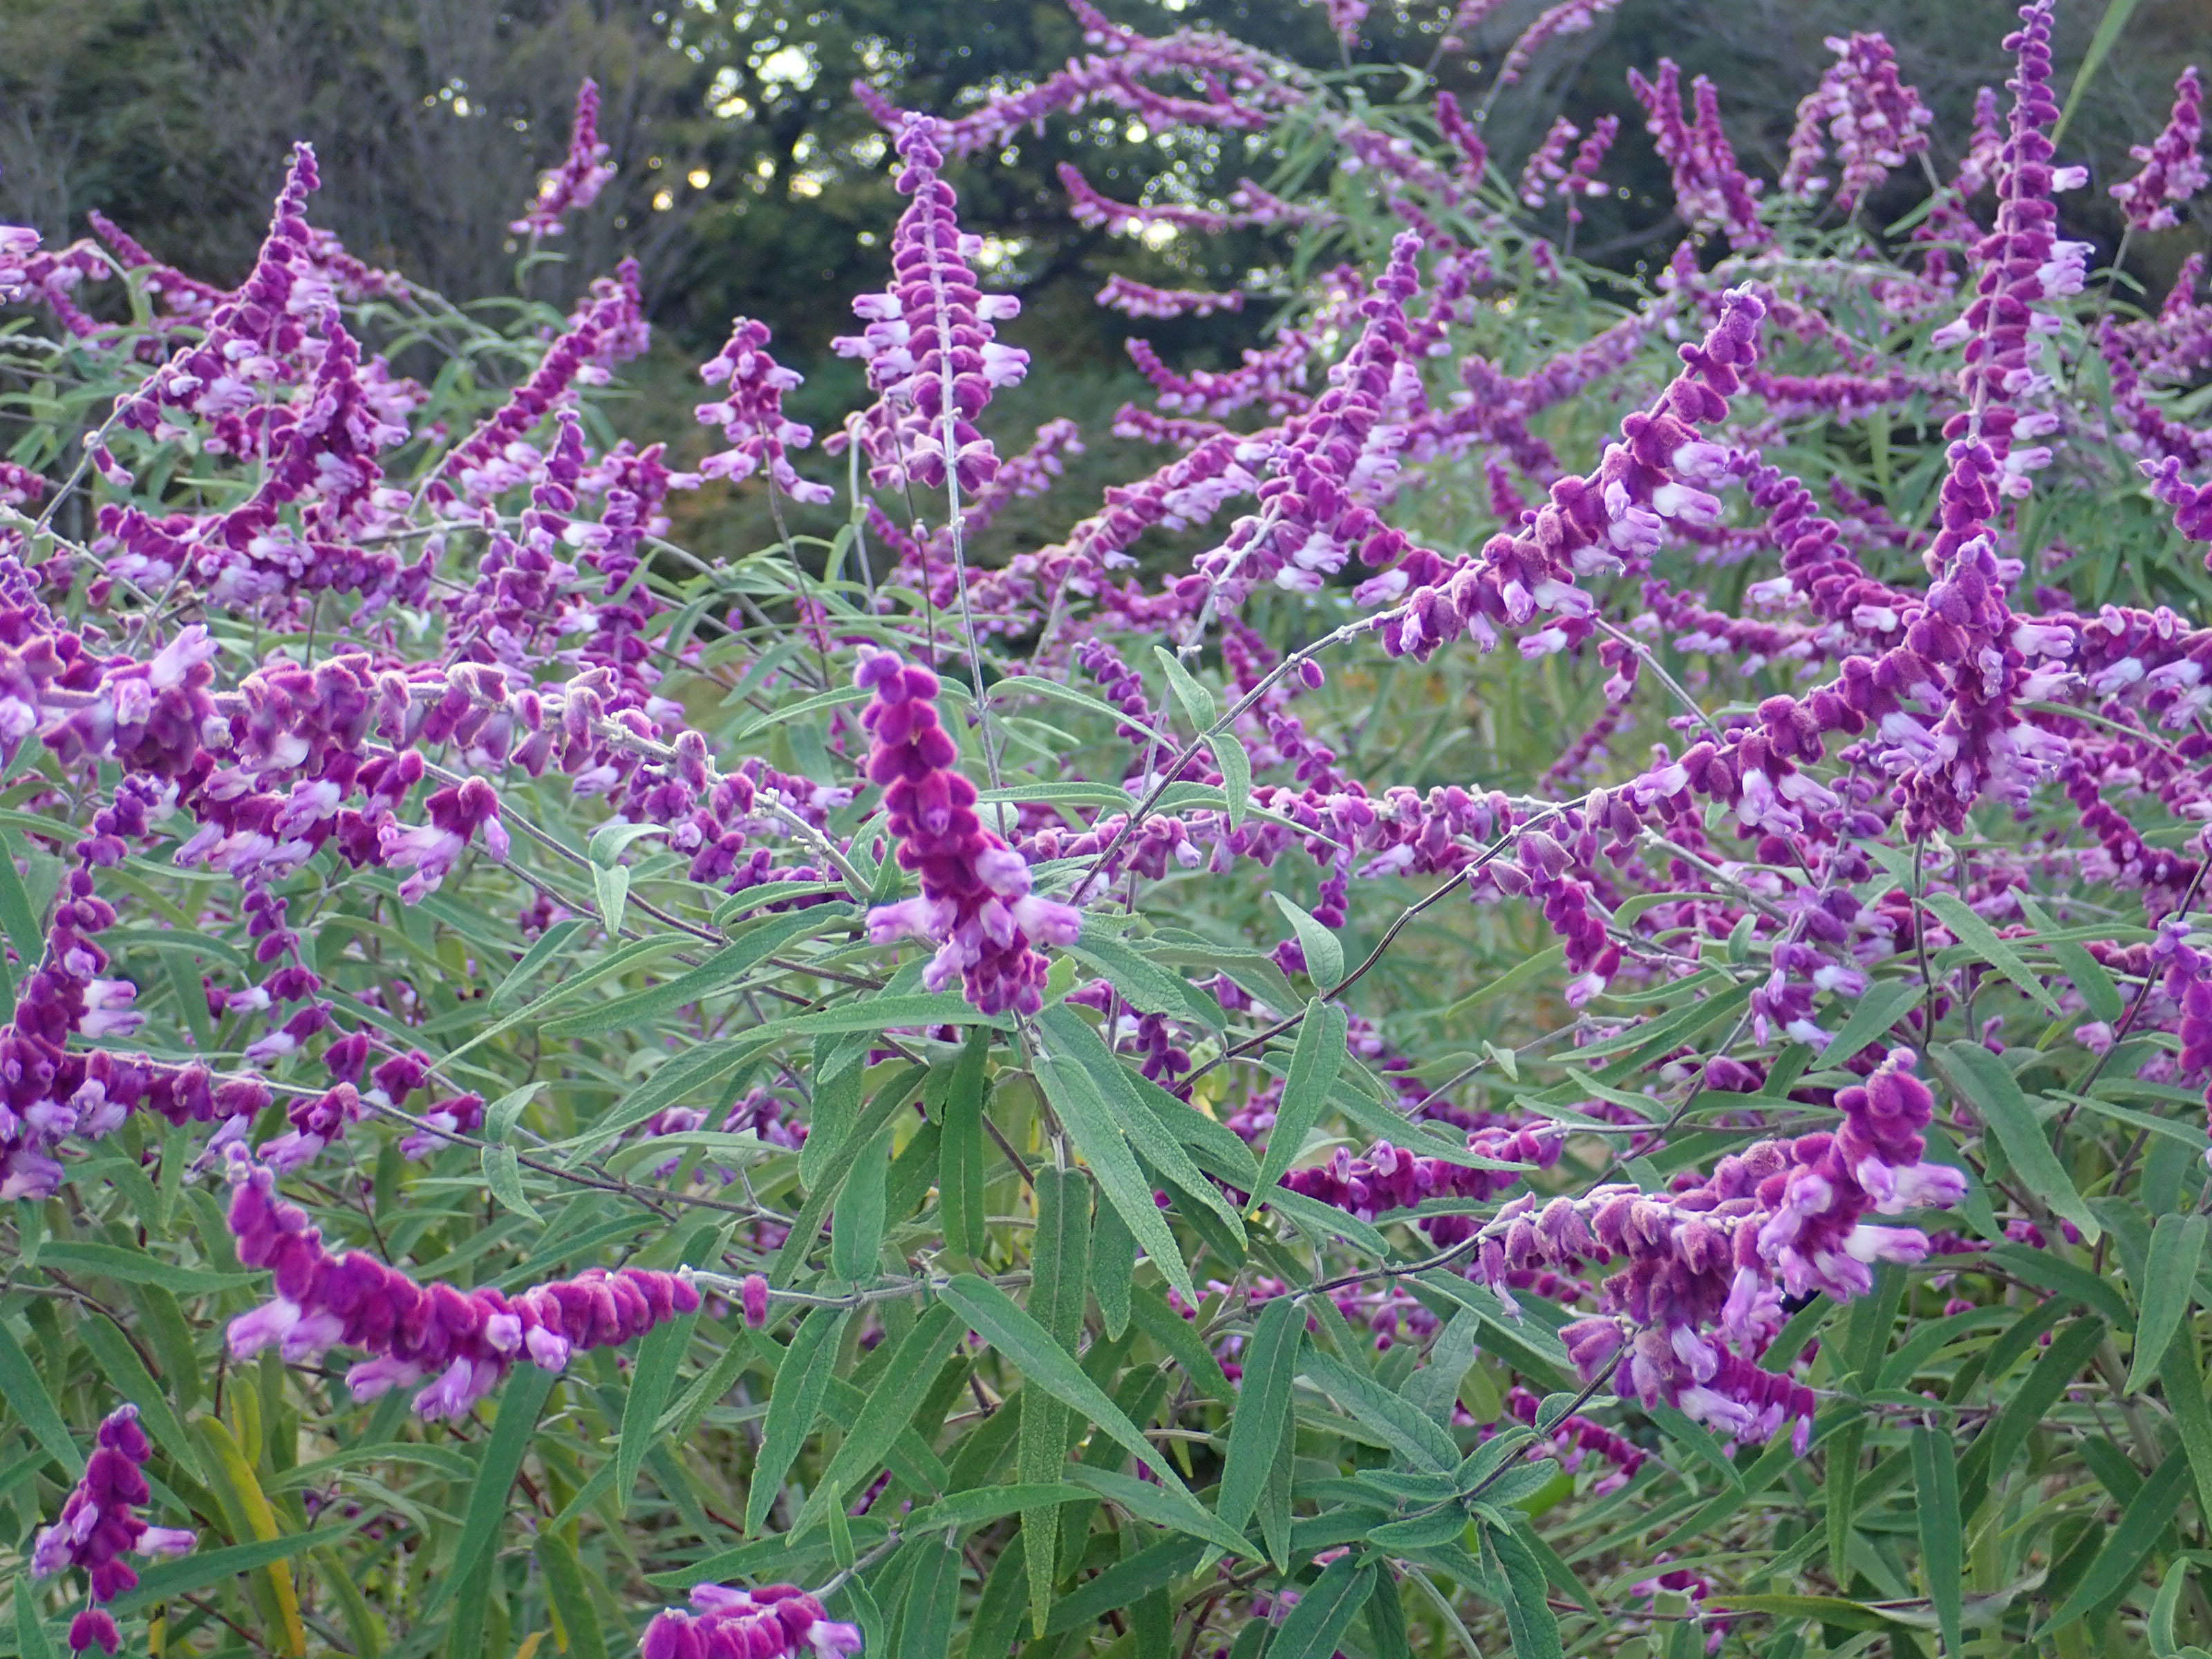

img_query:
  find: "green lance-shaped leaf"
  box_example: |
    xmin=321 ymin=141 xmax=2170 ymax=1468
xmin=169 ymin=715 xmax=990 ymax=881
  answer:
xmin=2040 ymin=1450 xmax=2188 ymax=1634
xmin=536 ymin=1526 xmax=608 ymax=1659
xmin=615 ymin=1307 xmax=698 ymax=1513
xmin=17 ymin=1577 xmax=55 ymax=1659
xmin=938 ymin=1274 xmax=1196 ymax=1497
xmin=1909 ymin=1426 xmax=1964 ymax=1656
xmin=828 ymin=1121 xmax=893 ymax=1281
xmin=1270 ymin=892 xmax=1345 ymax=988
xmin=1154 ymin=644 xmax=1218 ymax=727
xmin=2128 ymin=1212 xmax=2207 ymax=1393
xmin=1019 ymin=1163 xmax=1093 ymax=1635
xmin=1031 ymin=1053 xmax=1199 ymax=1306
xmin=432 ymin=1364 xmax=558 ymax=1617
xmin=1270 ymin=1557 xmax=1378 ymax=1659
xmin=1252 ymin=998 xmax=1350 ymax=1205
xmin=1214 ymin=730 xmax=1253 ymax=830
xmin=937 ymin=1027 xmax=991 ymax=1266
xmin=1217 ymin=1295 xmax=1300 ymax=1544
xmin=798 ymin=1303 xmax=961 ymax=1529
xmin=1934 ymin=1041 xmax=2098 ymax=1244
xmin=897 ymin=1535 xmax=962 ymax=1659
xmin=1485 ymin=1521 xmax=1565 ymax=1659
xmin=2160 ymin=1335 xmax=2212 ymax=1536
xmin=0 ymin=1318 xmax=84 ymax=1476
xmin=1920 ymin=892 xmax=2061 ymax=1015
xmin=745 ymin=1306 xmax=850 ymax=1533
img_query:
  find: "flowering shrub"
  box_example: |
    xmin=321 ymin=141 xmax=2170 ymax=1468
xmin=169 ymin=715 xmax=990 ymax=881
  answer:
xmin=3 ymin=1 xmax=2212 ymax=1654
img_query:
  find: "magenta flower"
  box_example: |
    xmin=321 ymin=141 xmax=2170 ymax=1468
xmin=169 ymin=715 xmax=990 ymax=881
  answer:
xmin=1487 ymin=1051 xmax=1962 ymax=1445
xmin=641 ymin=1584 xmax=863 ymax=1659
xmin=2111 ymin=66 xmax=2206 ymax=232
xmin=1094 ymin=274 xmax=1246 ymax=319
xmin=224 ymin=1154 xmax=699 ymax=1420
xmin=856 ymin=648 xmax=1078 ymax=1015
xmin=1518 ymin=118 xmax=1580 ymax=208
xmin=1781 ymin=32 xmax=1935 ymax=212
xmin=30 ymin=1405 xmax=196 ymax=1608
xmin=695 ymin=317 xmax=835 ymax=505
xmin=513 ymin=79 xmax=617 ymax=237
xmin=1629 ymin=60 xmax=1770 ymax=246
xmin=832 ymin=115 xmax=1027 ymax=494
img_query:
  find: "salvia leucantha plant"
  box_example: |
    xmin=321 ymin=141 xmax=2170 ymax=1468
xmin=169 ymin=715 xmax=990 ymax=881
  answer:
xmin=2 ymin=1 xmax=2212 ymax=1654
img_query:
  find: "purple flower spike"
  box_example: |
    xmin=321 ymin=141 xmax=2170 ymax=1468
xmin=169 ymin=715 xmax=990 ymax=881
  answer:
xmin=31 ymin=1404 xmax=195 ymax=1609
xmin=1781 ymin=32 xmax=1936 ymax=213
xmin=641 ymin=1583 xmax=863 ymax=1659
xmin=2112 ymin=66 xmax=2206 ymax=232
xmin=223 ymin=1154 xmax=700 ymax=1421
xmin=832 ymin=115 xmax=1027 ymax=497
xmin=696 ymin=318 xmax=836 ymax=506
xmin=1630 ymin=61 xmax=1770 ymax=247
xmin=513 ymin=79 xmax=617 ymax=238
xmin=857 ymin=647 xmax=1078 ymax=1015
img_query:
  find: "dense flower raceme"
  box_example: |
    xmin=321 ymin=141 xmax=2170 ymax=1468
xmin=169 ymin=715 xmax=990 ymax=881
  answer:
xmin=695 ymin=317 xmax=836 ymax=505
xmin=1629 ymin=59 xmax=1772 ymax=246
xmin=857 ymin=648 xmax=1079 ymax=1013
xmin=224 ymin=1154 xmax=700 ymax=1419
xmin=11 ymin=1 xmax=2212 ymax=1651
xmin=1486 ymin=1051 xmax=1965 ymax=1441
xmin=513 ymin=78 xmax=617 ymax=238
xmin=641 ymin=1584 xmax=863 ymax=1659
xmin=2110 ymin=65 xmax=2206 ymax=233
xmin=30 ymin=1406 xmax=196 ymax=1653
xmin=832 ymin=115 xmax=1030 ymax=494
xmin=1780 ymin=32 xmax=1936 ymax=212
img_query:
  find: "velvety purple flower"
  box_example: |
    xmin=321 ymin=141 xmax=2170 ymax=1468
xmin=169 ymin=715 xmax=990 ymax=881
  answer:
xmin=641 ymin=1583 xmax=863 ymax=1659
xmin=832 ymin=116 xmax=1027 ymax=494
xmin=695 ymin=317 xmax=835 ymax=505
xmin=2111 ymin=66 xmax=2206 ymax=232
xmin=1519 ymin=118 xmax=1580 ymax=208
xmin=30 ymin=1405 xmax=195 ymax=1608
xmin=1495 ymin=0 xmax=1624 ymax=89
xmin=0 ymin=223 xmax=41 ymax=303
xmin=513 ymin=79 xmax=617 ymax=237
xmin=223 ymin=1154 xmax=700 ymax=1420
xmin=1629 ymin=61 xmax=1771 ymax=246
xmin=856 ymin=648 xmax=1078 ymax=1014
xmin=1781 ymin=32 xmax=1936 ymax=212
xmin=1094 ymin=274 xmax=1246 ymax=319
xmin=67 ymin=1613 xmax=121 ymax=1656
xmin=1483 ymin=1051 xmax=1960 ymax=1445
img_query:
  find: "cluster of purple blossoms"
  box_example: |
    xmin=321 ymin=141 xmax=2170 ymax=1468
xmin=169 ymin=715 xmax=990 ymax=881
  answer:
xmin=2111 ymin=66 xmax=2206 ymax=233
xmin=850 ymin=4 xmax=1288 ymax=161
xmin=695 ymin=317 xmax=836 ymax=505
xmin=1494 ymin=0 xmax=1625 ymax=91
xmin=856 ymin=648 xmax=1080 ymax=1014
xmin=224 ymin=1155 xmax=700 ymax=1419
xmin=1561 ymin=117 xmax=1619 ymax=223
xmin=1094 ymin=274 xmax=1246 ymax=319
xmin=1629 ymin=62 xmax=1770 ymax=246
xmin=1461 ymin=1051 xmax=1963 ymax=1443
xmin=1278 ymin=1125 xmax=1562 ymax=1244
xmin=1503 ymin=1385 xmax=1647 ymax=1494
xmin=1780 ymin=32 xmax=1936 ymax=212
xmin=30 ymin=1406 xmax=196 ymax=1654
xmin=1189 ymin=232 xmax=1432 ymax=605
xmin=832 ymin=116 xmax=1027 ymax=494
xmin=512 ymin=79 xmax=617 ymax=237
xmin=1518 ymin=118 xmax=1581 ymax=208
xmin=641 ymin=1584 xmax=862 ymax=1659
